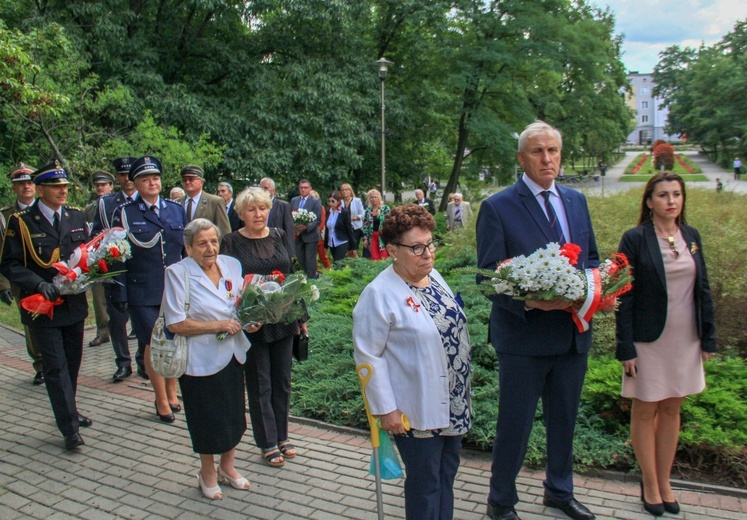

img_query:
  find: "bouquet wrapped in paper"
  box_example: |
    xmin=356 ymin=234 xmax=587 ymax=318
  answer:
xmin=217 ymin=271 xmax=320 ymax=339
xmin=462 ymin=242 xmax=632 ymax=332
xmin=51 ymin=227 xmax=131 ymax=294
xmin=292 ymin=208 xmax=316 ymax=226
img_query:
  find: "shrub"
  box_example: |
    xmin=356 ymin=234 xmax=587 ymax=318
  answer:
xmin=653 ymin=142 xmax=675 ymax=170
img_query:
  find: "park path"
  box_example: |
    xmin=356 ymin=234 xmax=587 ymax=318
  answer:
xmin=0 ymin=322 xmax=745 ymax=519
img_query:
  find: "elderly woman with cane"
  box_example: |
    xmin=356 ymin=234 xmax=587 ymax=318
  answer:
xmin=353 ymin=203 xmax=472 ymax=520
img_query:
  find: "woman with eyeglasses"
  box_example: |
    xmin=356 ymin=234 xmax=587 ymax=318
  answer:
xmin=353 ymin=203 xmax=472 ymax=520
xmin=616 ymin=172 xmax=717 ymax=516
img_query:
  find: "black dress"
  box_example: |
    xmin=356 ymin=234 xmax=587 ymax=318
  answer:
xmin=220 ymin=228 xmax=300 ymax=450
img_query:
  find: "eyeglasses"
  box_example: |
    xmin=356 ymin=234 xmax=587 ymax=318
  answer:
xmin=392 ymin=240 xmax=438 ymax=256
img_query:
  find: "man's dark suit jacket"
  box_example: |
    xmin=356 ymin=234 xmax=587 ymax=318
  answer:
xmin=476 ymin=179 xmax=600 ymax=356
xmin=290 ymin=195 xmax=322 ymax=243
xmin=226 ymin=200 xmax=242 ymax=232
xmin=0 ymin=203 xmax=89 ymax=327
xmin=268 ymin=198 xmax=295 ymax=260
xmin=615 ymin=221 xmax=717 ymax=361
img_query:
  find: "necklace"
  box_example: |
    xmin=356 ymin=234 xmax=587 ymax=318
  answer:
xmin=654 ymin=223 xmax=679 ymax=258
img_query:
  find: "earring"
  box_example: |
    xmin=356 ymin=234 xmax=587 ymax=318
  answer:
xmin=393 ymin=257 xmax=398 ymax=263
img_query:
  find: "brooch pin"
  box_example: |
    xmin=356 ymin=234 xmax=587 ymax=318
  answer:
xmin=406 ymin=296 xmax=420 ymax=312
xmin=690 ymin=242 xmax=699 ymax=255
xmin=226 ymin=279 xmax=234 ymax=299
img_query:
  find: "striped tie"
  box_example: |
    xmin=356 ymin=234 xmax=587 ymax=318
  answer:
xmin=541 ymin=191 xmax=565 ymax=244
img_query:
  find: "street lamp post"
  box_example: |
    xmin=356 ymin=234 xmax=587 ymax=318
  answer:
xmin=374 ymin=57 xmax=393 ymax=202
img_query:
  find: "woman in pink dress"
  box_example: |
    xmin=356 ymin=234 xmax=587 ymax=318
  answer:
xmin=616 ymin=172 xmax=717 ymax=516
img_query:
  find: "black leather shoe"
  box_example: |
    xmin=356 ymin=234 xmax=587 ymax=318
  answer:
xmin=486 ymin=502 xmax=521 ymax=520
xmin=112 ymin=366 xmax=133 ymax=382
xmin=88 ymin=335 xmax=110 ymax=347
xmin=78 ymin=415 xmax=93 ymax=427
xmin=137 ymin=366 xmax=149 ymax=380
xmin=64 ymin=432 xmax=85 ymax=450
xmin=154 ymin=403 xmax=175 ymax=423
xmin=543 ymin=496 xmax=596 ymax=520
xmin=33 ymin=371 xmax=44 ymax=385
xmin=169 ymin=402 xmax=182 ymax=413
xmin=640 ymin=481 xmax=665 ymax=516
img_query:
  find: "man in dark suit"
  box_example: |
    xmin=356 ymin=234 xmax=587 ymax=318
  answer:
xmin=92 ymin=156 xmax=141 ymax=382
xmin=260 ymin=177 xmax=295 ymax=261
xmin=217 ymin=181 xmax=242 ymax=232
xmin=0 ymin=163 xmax=45 ymax=385
xmin=414 ymin=188 xmax=436 ymax=215
xmin=178 ymin=165 xmax=231 ymax=236
xmin=290 ymin=178 xmax=322 ymax=279
xmin=84 ymin=171 xmax=114 ymax=348
xmin=0 ymin=162 xmax=92 ymax=449
xmin=476 ymin=121 xmax=600 ymax=520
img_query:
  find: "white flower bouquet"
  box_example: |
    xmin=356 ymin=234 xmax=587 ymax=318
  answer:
xmin=292 ymin=208 xmax=316 ymax=226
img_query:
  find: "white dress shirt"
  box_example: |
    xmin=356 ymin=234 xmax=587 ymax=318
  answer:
xmin=522 ymin=173 xmax=570 ymax=243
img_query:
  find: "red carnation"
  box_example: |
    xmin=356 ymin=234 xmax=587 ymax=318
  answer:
xmin=98 ymin=259 xmax=109 ymax=273
xmin=109 ymin=246 xmax=120 ymax=259
xmin=271 ymin=270 xmax=285 ymax=284
xmin=560 ymin=243 xmax=581 ymax=266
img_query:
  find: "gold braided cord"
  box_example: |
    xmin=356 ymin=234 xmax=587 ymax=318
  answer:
xmin=16 ymin=214 xmax=60 ymax=268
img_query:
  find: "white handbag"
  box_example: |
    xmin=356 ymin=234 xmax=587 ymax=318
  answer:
xmin=150 ymin=269 xmax=190 ymax=378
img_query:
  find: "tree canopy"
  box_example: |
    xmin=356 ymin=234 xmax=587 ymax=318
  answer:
xmin=1 ymin=0 xmax=633 ymax=205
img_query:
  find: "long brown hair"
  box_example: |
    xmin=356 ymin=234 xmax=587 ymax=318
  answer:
xmin=638 ymin=171 xmax=687 ymax=226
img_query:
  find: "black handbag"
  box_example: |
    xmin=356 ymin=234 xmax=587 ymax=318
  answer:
xmin=293 ymin=333 xmax=309 ymax=362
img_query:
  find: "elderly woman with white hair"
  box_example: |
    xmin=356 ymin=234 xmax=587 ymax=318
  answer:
xmin=162 ymin=218 xmax=256 ymax=500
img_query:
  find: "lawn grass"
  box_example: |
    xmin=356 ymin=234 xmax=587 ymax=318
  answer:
xmin=620 ymin=174 xmax=709 ymax=182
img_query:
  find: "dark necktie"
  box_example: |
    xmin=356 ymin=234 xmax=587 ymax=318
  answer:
xmin=299 ymin=197 xmax=306 ymax=209
xmin=455 ymin=205 xmax=462 ymax=220
xmin=126 ymin=196 xmax=133 ymax=203
xmin=541 ymin=191 xmax=565 ymax=244
xmin=53 ymin=212 xmax=60 ymax=233
xmin=150 ymin=204 xmax=159 ymax=218
xmin=186 ymin=198 xmax=193 ymax=221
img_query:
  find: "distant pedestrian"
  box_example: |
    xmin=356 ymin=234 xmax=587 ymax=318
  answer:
xmin=734 ymin=158 xmax=742 ymax=180
xmin=446 ymin=193 xmax=471 ymax=231
xmin=598 ymin=161 xmax=607 ymax=176
xmin=716 ymin=178 xmax=723 ymax=192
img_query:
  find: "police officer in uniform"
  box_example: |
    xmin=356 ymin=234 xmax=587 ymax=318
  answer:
xmin=85 ymin=170 xmax=114 ymax=348
xmin=0 ymin=163 xmax=45 ymax=385
xmin=92 ymin=157 xmax=143 ymax=381
xmin=111 ymin=156 xmax=186 ymax=422
xmin=0 ymin=162 xmax=92 ymax=449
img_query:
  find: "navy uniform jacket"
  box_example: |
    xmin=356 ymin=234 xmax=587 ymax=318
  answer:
xmin=110 ymin=198 xmax=186 ymax=307
xmin=91 ymin=190 xmax=135 ymax=236
xmin=0 ymin=203 xmax=89 ymax=327
xmin=476 ymin=179 xmax=600 ymax=356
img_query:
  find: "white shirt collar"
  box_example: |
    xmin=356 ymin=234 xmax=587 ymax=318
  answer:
xmin=522 ymin=173 xmax=559 ymax=198
xmin=37 ymin=200 xmax=60 ymax=223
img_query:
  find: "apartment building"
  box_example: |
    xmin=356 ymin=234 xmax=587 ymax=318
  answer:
xmin=625 ymin=72 xmax=680 ymax=145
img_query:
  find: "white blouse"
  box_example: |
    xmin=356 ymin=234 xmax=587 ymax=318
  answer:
xmin=162 ymin=255 xmax=250 ymax=377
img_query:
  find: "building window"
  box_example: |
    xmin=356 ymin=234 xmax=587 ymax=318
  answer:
xmin=641 ymin=87 xmax=648 ymax=95
xmin=641 ymin=101 xmax=649 ymax=109
xmin=642 ymin=115 xmax=649 ymax=123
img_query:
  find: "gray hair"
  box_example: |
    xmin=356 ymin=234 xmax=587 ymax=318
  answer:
xmin=170 ymin=187 xmax=185 ymax=199
xmin=235 ymin=186 xmax=272 ymax=214
xmin=259 ymin=177 xmax=275 ymax=190
xmin=518 ymin=120 xmax=563 ymax=152
xmin=217 ymin=181 xmax=233 ymax=194
xmin=184 ymin=218 xmax=221 ymax=246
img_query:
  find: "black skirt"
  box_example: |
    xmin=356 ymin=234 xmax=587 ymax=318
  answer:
xmin=179 ymin=356 xmax=247 ymax=454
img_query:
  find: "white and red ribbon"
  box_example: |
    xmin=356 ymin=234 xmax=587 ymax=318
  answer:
xmin=570 ymin=268 xmax=602 ymax=333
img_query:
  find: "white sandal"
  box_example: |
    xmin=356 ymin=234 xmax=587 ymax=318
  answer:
xmin=197 ymin=471 xmax=223 ymax=500
xmin=218 ymin=466 xmax=250 ymax=490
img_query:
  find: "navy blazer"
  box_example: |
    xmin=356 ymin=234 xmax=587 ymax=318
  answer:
xmin=110 ymin=198 xmax=186 ymax=306
xmin=268 ymin=198 xmax=295 ymax=259
xmin=476 ymin=179 xmax=600 ymax=356
xmin=615 ymin=222 xmax=717 ymax=360
xmin=324 ymin=207 xmax=355 ymax=248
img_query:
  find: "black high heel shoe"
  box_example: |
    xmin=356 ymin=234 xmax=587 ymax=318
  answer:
xmin=169 ymin=402 xmax=182 ymax=413
xmin=154 ymin=402 xmax=175 ymax=423
xmin=640 ymin=481 xmax=665 ymax=516
xmin=663 ymin=499 xmax=680 ymax=514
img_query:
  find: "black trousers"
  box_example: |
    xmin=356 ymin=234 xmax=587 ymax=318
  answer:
xmin=104 ymin=283 xmax=134 ymax=369
xmin=295 ymin=240 xmax=318 ymax=279
xmin=329 ymin=242 xmax=349 ymax=263
xmin=29 ymin=321 xmax=85 ymax=437
xmin=245 ymin=334 xmax=293 ymax=450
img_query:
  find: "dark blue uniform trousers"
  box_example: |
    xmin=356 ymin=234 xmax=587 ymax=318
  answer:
xmin=29 ymin=321 xmax=85 ymax=437
xmin=394 ymin=434 xmax=463 ymax=520
xmin=489 ymin=350 xmax=588 ymax=507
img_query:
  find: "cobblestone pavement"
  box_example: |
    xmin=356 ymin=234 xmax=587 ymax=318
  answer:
xmin=1 ymin=321 xmax=745 ymax=519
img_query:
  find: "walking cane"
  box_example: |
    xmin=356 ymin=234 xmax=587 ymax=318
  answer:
xmin=356 ymin=363 xmax=410 ymax=520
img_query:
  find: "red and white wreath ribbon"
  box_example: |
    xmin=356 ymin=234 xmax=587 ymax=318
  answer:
xmin=570 ymin=268 xmax=602 ymax=333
